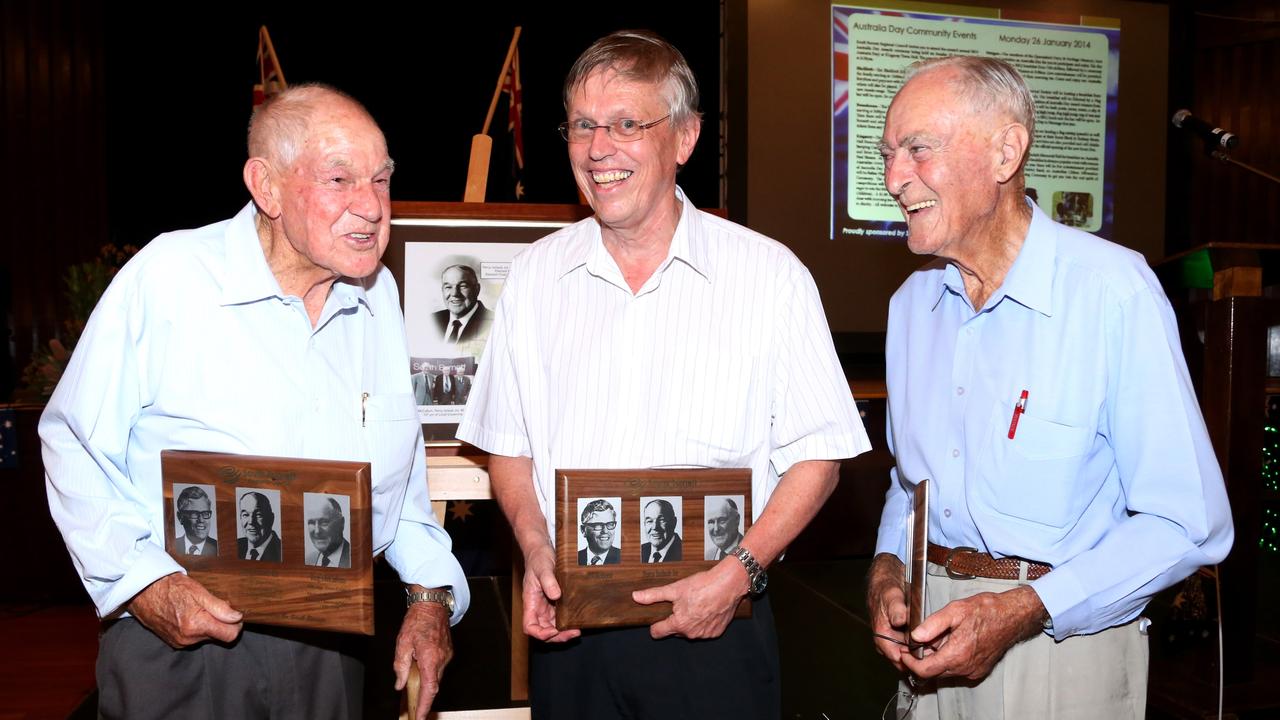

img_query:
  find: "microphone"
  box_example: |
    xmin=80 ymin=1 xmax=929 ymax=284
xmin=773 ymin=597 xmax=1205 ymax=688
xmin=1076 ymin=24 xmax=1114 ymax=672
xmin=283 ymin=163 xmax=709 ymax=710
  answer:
xmin=1172 ymin=109 xmax=1240 ymax=150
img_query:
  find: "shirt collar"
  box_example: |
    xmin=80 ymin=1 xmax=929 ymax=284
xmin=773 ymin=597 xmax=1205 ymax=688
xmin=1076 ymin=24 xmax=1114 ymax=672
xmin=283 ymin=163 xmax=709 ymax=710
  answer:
xmin=556 ymin=186 xmax=712 ymax=285
xmin=220 ymin=202 xmax=372 ymax=316
xmin=935 ymin=198 xmax=1055 ymax=317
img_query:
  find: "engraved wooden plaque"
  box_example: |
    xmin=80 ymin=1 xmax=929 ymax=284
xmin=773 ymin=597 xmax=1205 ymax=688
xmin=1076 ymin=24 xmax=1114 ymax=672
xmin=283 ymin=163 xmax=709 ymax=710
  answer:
xmin=906 ymin=479 xmax=929 ymax=659
xmin=555 ymin=468 xmax=753 ymax=630
xmin=161 ymin=450 xmax=374 ymax=635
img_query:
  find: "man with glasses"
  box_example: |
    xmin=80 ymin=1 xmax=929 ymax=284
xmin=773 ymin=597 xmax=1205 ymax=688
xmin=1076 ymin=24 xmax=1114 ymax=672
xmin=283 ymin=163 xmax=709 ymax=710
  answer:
xmin=577 ymin=499 xmax=620 ymax=566
xmin=175 ymin=486 xmax=217 ymax=556
xmin=460 ymin=30 xmax=869 ymax=719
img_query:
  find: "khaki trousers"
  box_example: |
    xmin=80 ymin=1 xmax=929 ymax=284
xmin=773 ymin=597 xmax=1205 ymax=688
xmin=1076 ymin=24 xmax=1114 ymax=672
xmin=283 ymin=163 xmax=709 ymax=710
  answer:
xmin=900 ymin=562 xmax=1148 ymax=720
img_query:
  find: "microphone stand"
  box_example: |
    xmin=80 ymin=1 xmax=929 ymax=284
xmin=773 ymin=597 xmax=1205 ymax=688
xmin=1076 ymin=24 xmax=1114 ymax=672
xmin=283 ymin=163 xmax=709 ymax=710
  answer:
xmin=1209 ymin=149 xmax=1280 ymax=185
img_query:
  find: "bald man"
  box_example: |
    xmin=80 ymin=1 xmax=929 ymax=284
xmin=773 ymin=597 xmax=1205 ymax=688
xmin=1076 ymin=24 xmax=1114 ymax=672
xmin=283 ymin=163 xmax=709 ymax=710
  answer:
xmin=42 ymin=84 xmax=466 ymax=720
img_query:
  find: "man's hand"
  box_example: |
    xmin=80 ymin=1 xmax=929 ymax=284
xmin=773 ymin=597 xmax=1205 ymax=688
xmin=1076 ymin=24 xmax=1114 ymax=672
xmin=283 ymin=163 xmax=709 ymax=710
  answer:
xmin=126 ymin=572 xmax=243 ymax=648
xmin=521 ymin=543 xmax=581 ymax=643
xmin=901 ymin=584 xmax=1046 ymax=681
xmin=633 ymin=556 xmax=747 ymax=640
xmin=866 ymin=553 xmax=911 ymax=672
xmin=393 ymin=596 xmax=453 ymax=720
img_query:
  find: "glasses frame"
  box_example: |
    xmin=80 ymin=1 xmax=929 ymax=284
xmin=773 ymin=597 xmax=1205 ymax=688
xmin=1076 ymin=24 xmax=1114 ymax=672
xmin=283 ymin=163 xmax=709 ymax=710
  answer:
xmin=558 ymin=115 xmax=671 ymax=143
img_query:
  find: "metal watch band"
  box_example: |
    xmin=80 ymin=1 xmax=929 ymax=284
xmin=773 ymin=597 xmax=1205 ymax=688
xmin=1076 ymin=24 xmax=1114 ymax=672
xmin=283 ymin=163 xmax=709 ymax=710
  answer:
xmin=405 ymin=588 xmax=455 ymax=618
xmin=728 ymin=546 xmax=768 ymax=596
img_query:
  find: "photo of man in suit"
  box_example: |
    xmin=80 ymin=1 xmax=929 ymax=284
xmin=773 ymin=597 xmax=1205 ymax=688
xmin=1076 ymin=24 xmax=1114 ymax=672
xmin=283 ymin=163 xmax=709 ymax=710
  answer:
xmin=577 ymin=498 xmax=621 ymax=566
xmin=431 ymin=264 xmax=492 ymax=345
xmin=236 ymin=490 xmax=282 ymax=562
xmin=704 ymin=496 xmax=745 ymax=561
xmin=305 ymin=494 xmax=351 ymax=568
xmin=174 ymin=485 xmax=218 ymax=556
xmin=641 ymin=498 xmax=682 ymax=563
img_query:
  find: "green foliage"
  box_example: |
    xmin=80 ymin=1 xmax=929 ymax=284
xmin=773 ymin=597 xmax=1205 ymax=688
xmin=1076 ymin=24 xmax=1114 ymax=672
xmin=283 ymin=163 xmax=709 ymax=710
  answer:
xmin=21 ymin=244 xmax=138 ymax=397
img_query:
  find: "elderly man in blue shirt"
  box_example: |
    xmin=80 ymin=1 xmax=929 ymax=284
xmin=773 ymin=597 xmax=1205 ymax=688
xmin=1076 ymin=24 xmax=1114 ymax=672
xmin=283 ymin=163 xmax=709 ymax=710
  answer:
xmin=867 ymin=56 xmax=1234 ymax=718
xmin=41 ymin=84 xmax=464 ymax=720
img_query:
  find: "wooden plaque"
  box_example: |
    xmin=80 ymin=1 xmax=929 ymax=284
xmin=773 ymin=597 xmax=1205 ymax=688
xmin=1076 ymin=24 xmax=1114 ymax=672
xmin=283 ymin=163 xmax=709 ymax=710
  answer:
xmin=555 ymin=468 xmax=753 ymax=630
xmin=906 ymin=479 xmax=929 ymax=659
xmin=161 ymin=450 xmax=374 ymax=635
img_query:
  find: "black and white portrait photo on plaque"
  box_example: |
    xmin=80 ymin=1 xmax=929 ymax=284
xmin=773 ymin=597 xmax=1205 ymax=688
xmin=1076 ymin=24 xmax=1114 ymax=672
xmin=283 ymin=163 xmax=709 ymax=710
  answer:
xmin=640 ymin=496 xmax=683 ymax=563
xmin=577 ymin=497 xmax=622 ymax=566
xmin=173 ymin=483 xmax=218 ymax=557
xmin=303 ymin=492 xmax=352 ymax=569
xmin=403 ymin=242 xmax=527 ymax=427
xmin=704 ymin=495 xmax=746 ymax=560
xmin=235 ymin=487 xmax=283 ymax=562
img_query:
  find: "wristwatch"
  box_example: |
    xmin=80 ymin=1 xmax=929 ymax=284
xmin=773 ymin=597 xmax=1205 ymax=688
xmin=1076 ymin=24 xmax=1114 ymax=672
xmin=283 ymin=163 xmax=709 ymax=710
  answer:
xmin=405 ymin=587 xmax=456 ymax=619
xmin=728 ymin=546 xmax=768 ymax=596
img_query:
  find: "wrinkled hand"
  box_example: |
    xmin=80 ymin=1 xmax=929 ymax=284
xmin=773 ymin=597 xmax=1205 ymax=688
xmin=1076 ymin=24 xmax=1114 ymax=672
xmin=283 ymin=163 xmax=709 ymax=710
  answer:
xmin=866 ymin=553 xmax=911 ymax=672
xmin=633 ymin=557 xmax=747 ymax=640
xmin=901 ymin=584 xmax=1046 ymax=681
xmin=126 ymin=572 xmax=243 ymax=648
xmin=521 ymin=544 xmax=581 ymax=643
xmin=394 ymin=598 xmax=453 ymax=720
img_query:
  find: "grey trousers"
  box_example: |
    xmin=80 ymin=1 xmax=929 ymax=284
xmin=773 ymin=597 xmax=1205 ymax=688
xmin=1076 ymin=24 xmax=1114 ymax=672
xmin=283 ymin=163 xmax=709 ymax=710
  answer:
xmin=901 ymin=562 xmax=1148 ymax=720
xmin=97 ymin=618 xmax=364 ymax=720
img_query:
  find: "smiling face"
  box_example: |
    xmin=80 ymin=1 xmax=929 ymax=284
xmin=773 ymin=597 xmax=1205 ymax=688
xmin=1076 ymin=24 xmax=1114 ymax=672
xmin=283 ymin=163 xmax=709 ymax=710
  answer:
xmin=707 ymin=499 xmax=740 ymax=552
xmin=178 ymin=494 xmax=212 ymax=543
xmin=263 ymin=97 xmax=394 ymax=284
xmin=643 ymin=500 xmax=675 ymax=549
xmin=566 ymin=69 xmax=699 ymax=237
xmin=441 ymin=265 xmax=480 ymax=318
xmin=580 ymin=508 xmax=616 ymax=554
xmin=308 ymin=500 xmax=345 ymax=555
xmin=879 ymin=68 xmax=1003 ymax=260
xmin=240 ymin=493 xmax=273 ymax=546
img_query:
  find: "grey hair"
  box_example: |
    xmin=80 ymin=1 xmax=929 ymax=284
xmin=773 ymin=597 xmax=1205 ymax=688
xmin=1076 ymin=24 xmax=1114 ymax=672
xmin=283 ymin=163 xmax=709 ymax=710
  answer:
xmin=247 ymin=82 xmax=381 ymax=169
xmin=441 ymin=264 xmax=479 ymax=283
xmin=904 ymin=56 xmax=1036 ymax=146
xmin=580 ymin=498 xmax=616 ymax=523
xmin=563 ymin=29 xmax=702 ymax=128
xmin=177 ymin=485 xmax=210 ymax=510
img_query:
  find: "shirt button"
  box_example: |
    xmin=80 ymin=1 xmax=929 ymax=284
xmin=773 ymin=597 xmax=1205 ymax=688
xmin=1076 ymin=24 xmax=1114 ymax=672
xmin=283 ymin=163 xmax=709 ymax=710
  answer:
xmin=956 ymin=386 xmax=965 ymax=396
xmin=951 ymin=449 xmax=960 ymax=458
xmin=944 ymin=508 xmax=952 ymax=518
xmin=966 ymin=327 xmax=975 ymax=336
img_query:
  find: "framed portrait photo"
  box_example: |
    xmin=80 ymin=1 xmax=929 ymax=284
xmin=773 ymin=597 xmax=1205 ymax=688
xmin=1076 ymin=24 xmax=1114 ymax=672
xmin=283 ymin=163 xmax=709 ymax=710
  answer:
xmin=388 ymin=202 xmax=592 ymax=444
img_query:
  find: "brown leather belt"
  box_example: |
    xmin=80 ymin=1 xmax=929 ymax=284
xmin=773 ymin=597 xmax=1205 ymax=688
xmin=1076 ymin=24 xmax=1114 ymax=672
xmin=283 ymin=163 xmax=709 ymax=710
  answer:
xmin=927 ymin=542 xmax=1052 ymax=581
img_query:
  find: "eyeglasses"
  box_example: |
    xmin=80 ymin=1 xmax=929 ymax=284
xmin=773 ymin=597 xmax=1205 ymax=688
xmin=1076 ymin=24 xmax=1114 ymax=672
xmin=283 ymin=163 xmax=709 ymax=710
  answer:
xmin=558 ymin=115 xmax=670 ymax=143
xmin=583 ymin=521 xmax=617 ymax=533
xmin=180 ymin=511 xmax=213 ymax=521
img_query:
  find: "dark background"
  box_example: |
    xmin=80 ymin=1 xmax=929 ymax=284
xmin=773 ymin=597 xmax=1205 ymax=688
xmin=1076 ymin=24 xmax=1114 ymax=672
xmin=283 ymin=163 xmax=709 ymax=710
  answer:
xmin=103 ymin=3 xmax=723 ymax=247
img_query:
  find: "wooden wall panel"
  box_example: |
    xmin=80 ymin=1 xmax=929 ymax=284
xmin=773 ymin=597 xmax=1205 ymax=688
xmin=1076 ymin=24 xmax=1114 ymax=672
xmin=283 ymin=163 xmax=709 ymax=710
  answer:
xmin=1 ymin=0 xmax=107 ymax=397
xmin=1172 ymin=2 xmax=1280 ymax=252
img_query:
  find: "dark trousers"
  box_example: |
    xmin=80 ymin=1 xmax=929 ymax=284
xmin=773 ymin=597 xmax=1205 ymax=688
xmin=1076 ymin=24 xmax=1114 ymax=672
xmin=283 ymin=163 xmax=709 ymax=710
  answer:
xmin=530 ymin=595 xmax=780 ymax=720
xmin=97 ymin=619 xmax=364 ymax=720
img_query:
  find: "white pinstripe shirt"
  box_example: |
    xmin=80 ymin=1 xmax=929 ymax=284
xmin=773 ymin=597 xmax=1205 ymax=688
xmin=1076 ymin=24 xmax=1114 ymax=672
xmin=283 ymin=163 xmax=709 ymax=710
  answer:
xmin=458 ymin=189 xmax=870 ymax=539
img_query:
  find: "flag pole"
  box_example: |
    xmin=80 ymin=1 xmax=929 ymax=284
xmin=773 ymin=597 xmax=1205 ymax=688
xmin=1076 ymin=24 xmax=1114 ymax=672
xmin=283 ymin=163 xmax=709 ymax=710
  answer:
xmin=260 ymin=26 xmax=288 ymax=89
xmin=465 ymin=26 xmax=522 ymax=202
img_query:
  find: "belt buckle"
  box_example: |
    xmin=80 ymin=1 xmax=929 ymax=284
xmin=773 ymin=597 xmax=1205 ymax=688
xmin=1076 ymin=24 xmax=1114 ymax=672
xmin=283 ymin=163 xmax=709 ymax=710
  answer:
xmin=945 ymin=546 xmax=978 ymax=580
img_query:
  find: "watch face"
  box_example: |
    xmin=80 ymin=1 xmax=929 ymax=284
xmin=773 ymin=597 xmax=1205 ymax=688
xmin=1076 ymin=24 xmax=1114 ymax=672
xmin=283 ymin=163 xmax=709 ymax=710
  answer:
xmin=751 ymin=573 xmax=768 ymax=595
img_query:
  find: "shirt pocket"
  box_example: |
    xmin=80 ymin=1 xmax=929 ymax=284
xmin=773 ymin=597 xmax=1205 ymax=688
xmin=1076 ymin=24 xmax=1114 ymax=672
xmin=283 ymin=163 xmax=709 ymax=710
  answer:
xmin=974 ymin=401 xmax=1095 ymax=529
xmin=361 ymin=392 xmax=420 ymax=491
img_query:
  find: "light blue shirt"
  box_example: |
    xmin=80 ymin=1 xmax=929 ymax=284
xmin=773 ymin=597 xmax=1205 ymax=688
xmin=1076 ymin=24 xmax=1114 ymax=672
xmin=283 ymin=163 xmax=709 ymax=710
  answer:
xmin=40 ymin=203 xmax=469 ymax=622
xmin=876 ymin=202 xmax=1233 ymax=638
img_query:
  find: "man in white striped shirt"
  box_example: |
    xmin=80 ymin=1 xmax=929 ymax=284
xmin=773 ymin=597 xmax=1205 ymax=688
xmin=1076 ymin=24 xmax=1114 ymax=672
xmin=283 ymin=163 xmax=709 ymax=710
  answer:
xmin=458 ymin=30 xmax=870 ymax=719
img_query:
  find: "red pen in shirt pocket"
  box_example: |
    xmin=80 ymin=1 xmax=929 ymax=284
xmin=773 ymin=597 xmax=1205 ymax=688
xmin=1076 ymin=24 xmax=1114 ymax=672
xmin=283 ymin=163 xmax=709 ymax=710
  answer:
xmin=1007 ymin=390 xmax=1029 ymax=439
